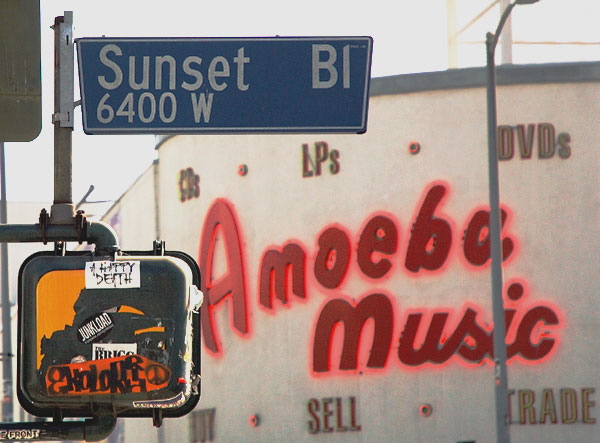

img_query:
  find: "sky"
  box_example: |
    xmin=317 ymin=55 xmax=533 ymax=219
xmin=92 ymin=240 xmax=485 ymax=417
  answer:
xmin=2 ymin=0 xmax=599 ymax=209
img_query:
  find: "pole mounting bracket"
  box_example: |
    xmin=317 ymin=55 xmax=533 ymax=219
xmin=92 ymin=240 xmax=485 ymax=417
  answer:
xmin=75 ymin=210 xmax=87 ymax=244
xmin=38 ymin=209 xmax=49 ymax=245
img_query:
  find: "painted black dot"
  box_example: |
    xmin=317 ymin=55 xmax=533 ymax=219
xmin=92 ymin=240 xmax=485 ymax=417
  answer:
xmin=507 ymin=282 xmax=524 ymax=300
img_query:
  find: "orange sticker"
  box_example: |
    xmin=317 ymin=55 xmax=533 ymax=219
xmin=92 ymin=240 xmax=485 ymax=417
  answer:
xmin=45 ymin=354 xmax=171 ymax=396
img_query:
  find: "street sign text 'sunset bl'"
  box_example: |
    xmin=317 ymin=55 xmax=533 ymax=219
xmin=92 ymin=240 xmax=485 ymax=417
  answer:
xmin=76 ymin=37 xmax=373 ymax=134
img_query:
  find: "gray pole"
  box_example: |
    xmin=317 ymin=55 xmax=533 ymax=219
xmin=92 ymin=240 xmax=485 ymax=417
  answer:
xmin=486 ymin=26 xmax=511 ymax=442
xmin=0 ymin=141 xmax=13 ymax=422
xmin=486 ymin=1 xmax=539 ymax=441
xmin=51 ymin=12 xmax=75 ymax=222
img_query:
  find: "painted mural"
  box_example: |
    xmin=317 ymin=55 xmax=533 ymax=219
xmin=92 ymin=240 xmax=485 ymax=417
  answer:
xmin=105 ymin=65 xmax=599 ymax=442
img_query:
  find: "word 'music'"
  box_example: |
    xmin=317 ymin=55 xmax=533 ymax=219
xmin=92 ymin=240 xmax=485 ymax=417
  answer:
xmin=197 ymin=183 xmax=561 ymax=374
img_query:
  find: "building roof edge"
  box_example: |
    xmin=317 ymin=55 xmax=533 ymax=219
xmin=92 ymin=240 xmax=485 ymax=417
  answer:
xmin=154 ymin=61 xmax=600 ymax=149
xmin=370 ymin=61 xmax=600 ymax=96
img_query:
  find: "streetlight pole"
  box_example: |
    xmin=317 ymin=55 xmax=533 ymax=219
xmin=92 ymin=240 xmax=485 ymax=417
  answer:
xmin=485 ymin=1 xmax=539 ymax=442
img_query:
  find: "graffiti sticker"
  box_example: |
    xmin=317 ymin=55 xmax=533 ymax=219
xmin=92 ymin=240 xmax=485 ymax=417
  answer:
xmin=45 ymin=354 xmax=171 ymax=396
xmin=92 ymin=343 xmax=137 ymax=360
xmin=76 ymin=312 xmax=114 ymax=344
xmin=85 ymin=260 xmax=141 ymax=289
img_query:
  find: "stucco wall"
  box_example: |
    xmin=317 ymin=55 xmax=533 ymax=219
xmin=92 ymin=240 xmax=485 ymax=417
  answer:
xmin=109 ymin=63 xmax=599 ymax=442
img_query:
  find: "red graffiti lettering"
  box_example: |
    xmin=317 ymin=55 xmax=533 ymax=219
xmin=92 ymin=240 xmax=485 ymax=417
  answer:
xmin=357 ymin=214 xmax=398 ymax=279
xmin=398 ymin=307 xmax=491 ymax=366
xmin=199 ymin=199 xmax=248 ymax=355
xmin=196 ymin=183 xmax=559 ymax=374
xmin=405 ymin=184 xmax=452 ymax=273
xmin=311 ymin=282 xmax=560 ymax=373
xmin=314 ymin=226 xmax=351 ymax=289
xmin=260 ymin=243 xmax=306 ymax=309
xmin=312 ymin=293 xmax=393 ymax=372
xmin=463 ymin=208 xmax=514 ymax=266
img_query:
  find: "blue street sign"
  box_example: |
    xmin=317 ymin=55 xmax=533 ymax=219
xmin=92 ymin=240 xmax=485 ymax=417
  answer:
xmin=76 ymin=37 xmax=372 ymax=134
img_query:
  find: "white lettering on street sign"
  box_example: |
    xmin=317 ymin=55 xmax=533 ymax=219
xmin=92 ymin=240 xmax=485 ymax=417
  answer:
xmin=77 ymin=37 xmax=373 ymax=134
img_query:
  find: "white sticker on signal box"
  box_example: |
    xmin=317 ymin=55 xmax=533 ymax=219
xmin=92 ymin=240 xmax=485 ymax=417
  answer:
xmin=92 ymin=343 xmax=138 ymax=360
xmin=85 ymin=260 xmax=141 ymax=289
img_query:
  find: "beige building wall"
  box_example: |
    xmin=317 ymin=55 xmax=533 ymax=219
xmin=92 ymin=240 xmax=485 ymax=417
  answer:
xmin=103 ymin=161 xmax=159 ymax=251
xmin=107 ymin=62 xmax=599 ymax=442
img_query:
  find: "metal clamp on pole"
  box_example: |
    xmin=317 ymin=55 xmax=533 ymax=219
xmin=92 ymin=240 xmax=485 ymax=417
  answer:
xmin=75 ymin=210 xmax=87 ymax=243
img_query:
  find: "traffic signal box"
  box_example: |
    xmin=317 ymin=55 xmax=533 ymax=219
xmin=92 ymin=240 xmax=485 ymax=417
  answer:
xmin=17 ymin=250 xmax=202 ymax=420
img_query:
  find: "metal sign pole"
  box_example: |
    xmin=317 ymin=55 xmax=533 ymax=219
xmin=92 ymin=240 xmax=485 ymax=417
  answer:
xmin=0 ymin=141 xmax=13 ymax=423
xmin=486 ymin=4 xmax=539 ymax=441
xmin=51 ymin=12 xmax=75 ymax=222
xmin=0 ymin=12 xmax=74 ymax=421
